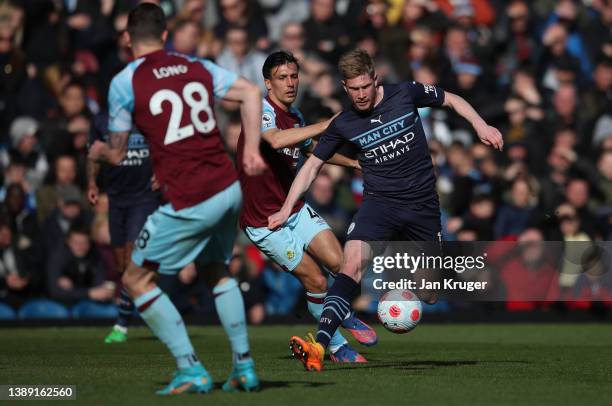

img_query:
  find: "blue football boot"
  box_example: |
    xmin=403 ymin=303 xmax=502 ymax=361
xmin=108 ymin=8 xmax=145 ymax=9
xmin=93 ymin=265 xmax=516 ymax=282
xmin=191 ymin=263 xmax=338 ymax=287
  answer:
xmin=156 ymin=364 xmax=213 ymax=395
xmin=222 ymin=359 xmax=260 ymax=392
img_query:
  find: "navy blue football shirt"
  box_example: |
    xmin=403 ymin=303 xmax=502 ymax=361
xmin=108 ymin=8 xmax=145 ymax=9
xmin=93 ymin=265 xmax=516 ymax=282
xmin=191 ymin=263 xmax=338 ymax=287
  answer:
xmin=90 ymin=113 xmax=159 ymax=206
xmin=314 ymin=81 xmax=444 ymax=205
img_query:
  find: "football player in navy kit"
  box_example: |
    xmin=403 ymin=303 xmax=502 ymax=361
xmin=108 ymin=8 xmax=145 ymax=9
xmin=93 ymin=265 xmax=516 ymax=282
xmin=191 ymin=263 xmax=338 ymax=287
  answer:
xmin=88 ymin=114 xmax=160 ymax=344
xmin=268 ymin=49 xmax=503 ymax=371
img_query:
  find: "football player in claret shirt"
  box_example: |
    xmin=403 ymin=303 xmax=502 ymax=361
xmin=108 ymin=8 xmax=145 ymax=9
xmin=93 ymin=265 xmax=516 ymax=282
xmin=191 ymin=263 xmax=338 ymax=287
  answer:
xmin=237 ymin=51 xmax=377 ymax=363
xmin=269 ymin=49 xmax=504 ymax=371
xmin=88 ymin=3 xmax=266 ymax=395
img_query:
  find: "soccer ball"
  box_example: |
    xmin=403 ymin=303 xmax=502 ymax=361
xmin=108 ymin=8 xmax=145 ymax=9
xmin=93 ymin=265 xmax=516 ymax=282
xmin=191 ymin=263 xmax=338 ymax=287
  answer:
xmin=377 ymin=289 xmax=422 ymax=333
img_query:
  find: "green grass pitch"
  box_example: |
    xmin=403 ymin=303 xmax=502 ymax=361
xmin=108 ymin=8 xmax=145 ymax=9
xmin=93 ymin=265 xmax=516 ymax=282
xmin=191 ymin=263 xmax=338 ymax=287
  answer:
xmin=1 ymin=324 xmax=611 ymax=405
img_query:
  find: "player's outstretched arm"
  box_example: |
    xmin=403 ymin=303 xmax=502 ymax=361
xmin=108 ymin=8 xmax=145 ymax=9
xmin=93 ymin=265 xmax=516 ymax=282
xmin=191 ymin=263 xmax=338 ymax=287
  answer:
xmin=264 ymin=113 xmax=339 ymax=149
xmin=223 ymin=78 xmax=266 ymax=175
xmin=325 ymin=153 xmax=360 ymax=170
xmin=87 ymin=132 xmax=129 ymax=166
xmin=443 ymin=92 xmax=504 ymax=151
xmin=303 ymin=137 xmax=359 ymax=169
xmin=268 ymin=155 xmax=325 ymax=230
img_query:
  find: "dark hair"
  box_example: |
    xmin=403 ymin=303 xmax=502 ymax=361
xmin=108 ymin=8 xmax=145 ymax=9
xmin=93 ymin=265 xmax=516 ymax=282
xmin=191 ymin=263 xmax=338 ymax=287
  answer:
xmin=262 ymin=51 xmax=299 ymax=80
xmin=68 ymin=223 xmax=90 ymax=238
xmin=127 ymin=3 xmax=166 ymax=44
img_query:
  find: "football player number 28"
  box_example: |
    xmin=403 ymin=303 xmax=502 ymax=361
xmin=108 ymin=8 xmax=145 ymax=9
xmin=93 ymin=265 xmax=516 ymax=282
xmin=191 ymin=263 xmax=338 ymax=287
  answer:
xmin=149 ymin=81 xmax=215 ymax=145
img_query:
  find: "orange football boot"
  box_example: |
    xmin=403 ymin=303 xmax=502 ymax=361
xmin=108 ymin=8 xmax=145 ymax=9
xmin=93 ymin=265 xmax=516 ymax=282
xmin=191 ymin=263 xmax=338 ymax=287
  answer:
xmin=289 ymin=333 xmax=325 ymax=372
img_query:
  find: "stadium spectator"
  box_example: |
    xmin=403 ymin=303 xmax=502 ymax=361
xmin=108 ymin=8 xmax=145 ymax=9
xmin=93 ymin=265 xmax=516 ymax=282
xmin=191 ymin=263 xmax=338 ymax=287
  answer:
xmin=278 ymin=21 xmax=306 ymax=58
xmin=47 ymin=225 xmax=114 ymax=306
xmin=299 ymin=69 xmax=343 ymax=123
xmin=541 ymin=0 xmax=593 ymax=80
xmin=382 ymin=2 xmax=449 ymax=77
xmin=435 ymin=0 xmax=495 ymax=28
xmin=0 ymin=216 xmax=43 ymax=308
xmin=216 ymin=26 xmax=267 ymax=91
xmin=0 ymin=116 xmax=49 ymax=191
xmin=447 ymin=193 xmax=496 ymax=241
xmin=302 ymin=0 xmax=351 ymax=65
xmin=537 ymin=24 xmax=582 ymax=92
xmin=40 ymin=81 xmax=91 ymax=166
xmin=166 ymin=19 xmax=201 ymax=57
xmin=215 ymin=0 xmax=269 ymax=51
xmin=36 ymin=155 xmax=81 ymax=222
xmin=441 ymin=25 xmax=474 ymax=88
xmin=571 ymin=257 xmax=612 ymax=305
xmin=494 ymin=176 xmax=538 ymax=240
xmin=581 ymin=58 xmax=612 ymax=130
xmin=1 ymin=161 xmax=36 ymax=212
xmin=2 ymin=183 xmax=44 ymax=272
xmin=495 ymin=228 xmax=560 ymax=308
xmin=494 ymin=1 xmax=537 ymax=86
xmin=260 ymin=2 xmax=309 ymax=44
xmin=41 ymin=184 xmax=92 ymax=252
xmin=544 ymin=83 xmax=580 ymax=135
xmin=561 ymin=178 xmax=596 ymax=238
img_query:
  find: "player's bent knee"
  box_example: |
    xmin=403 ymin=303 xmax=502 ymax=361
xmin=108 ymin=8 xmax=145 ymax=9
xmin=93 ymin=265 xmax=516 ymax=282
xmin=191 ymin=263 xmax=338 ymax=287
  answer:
xmin=311 ymin=272 xmax=328 ymax=293
xmin=122 ymin=263 xmax=155 ymax=297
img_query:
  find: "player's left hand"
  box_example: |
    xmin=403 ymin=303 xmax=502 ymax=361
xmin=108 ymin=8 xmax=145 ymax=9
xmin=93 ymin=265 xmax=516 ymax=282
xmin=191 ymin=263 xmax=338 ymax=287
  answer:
xmin=243 ymin=148 xmax=266 ymax=176
xmin=88 ymin=140 xmax=107 ymax=161
xmin=475 ymin=124 xmax=504 ymax=151
xmin=268 ymin=208 xmax=290 ymax=230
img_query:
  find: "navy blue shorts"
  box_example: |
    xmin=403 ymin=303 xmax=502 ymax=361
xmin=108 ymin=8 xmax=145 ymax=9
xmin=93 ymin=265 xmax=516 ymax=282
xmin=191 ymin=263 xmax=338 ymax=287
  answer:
xmin=108 ymin=200 xmax=158 ymax=247
xmin=346 ymin=197 xmax=441 ymax=242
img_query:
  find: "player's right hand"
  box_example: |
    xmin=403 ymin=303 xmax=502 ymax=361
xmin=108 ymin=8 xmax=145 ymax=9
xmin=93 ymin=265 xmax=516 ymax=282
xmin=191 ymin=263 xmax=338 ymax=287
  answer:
xmin=151 ymin=175 xmax=160 ymax=191
xmin=268 ymin=208 xmax=290 ymax=230
xmin=475 ymin=124 xmax=504 ymax=151
xmin=87 ymin=184 xmax=99 ymax=206
xmin=243 ymin=149 xmax=266 ymax=176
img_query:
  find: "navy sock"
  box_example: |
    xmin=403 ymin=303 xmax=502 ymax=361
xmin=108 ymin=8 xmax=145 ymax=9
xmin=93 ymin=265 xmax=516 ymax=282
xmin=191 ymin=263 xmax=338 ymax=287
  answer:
xmin=316 ymin=274 xmax=358 ymax=349
xmin=116 ymin=287 xmax=135 ymax=328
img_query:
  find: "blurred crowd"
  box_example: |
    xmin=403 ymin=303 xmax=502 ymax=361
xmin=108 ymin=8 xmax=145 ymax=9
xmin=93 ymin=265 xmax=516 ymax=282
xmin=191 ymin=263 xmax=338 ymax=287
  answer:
xmin=0 ymin=0 xmax=611 ymax=321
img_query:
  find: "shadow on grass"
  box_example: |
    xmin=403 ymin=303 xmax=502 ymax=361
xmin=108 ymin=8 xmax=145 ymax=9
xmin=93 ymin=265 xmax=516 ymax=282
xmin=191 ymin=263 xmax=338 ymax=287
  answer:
xmin=257 ymin=380 xmax=334 ymax=390
xmin=324 ymin=359 xmax=529 ymax=371
xmin=154 ymin=380 xmax=334 ymax=392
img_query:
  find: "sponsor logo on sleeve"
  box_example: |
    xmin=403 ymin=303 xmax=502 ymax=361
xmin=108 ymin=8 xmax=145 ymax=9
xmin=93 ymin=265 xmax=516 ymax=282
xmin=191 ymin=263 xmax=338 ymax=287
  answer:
xmin=262 ymin=113 xmax=274 ymax=130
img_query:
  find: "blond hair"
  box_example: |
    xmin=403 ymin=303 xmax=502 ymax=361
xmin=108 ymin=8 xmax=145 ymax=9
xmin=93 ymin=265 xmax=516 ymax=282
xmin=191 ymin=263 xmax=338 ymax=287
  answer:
xmin=338 ymin=49 xmax=375 ymax=81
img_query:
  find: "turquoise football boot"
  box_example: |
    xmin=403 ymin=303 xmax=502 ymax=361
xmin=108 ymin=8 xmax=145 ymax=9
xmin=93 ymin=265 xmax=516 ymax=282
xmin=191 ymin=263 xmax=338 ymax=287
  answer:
xmin=221 ymin=359 xmax=260 ymax=392
xmin=156 ymin=364 xmax=213 ymax=395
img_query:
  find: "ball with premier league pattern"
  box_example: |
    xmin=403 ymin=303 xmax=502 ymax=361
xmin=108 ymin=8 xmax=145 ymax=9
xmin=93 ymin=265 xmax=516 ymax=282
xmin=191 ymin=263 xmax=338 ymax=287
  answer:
xmin=377 ymin=289 xmax=422 ymax=333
